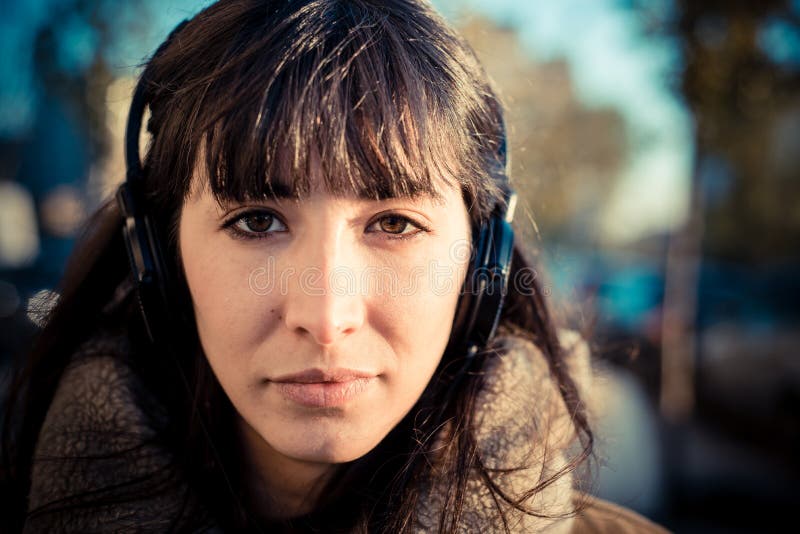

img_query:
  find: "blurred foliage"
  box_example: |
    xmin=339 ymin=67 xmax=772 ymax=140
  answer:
xmin=1 ymin=0 xmax=163 ymax=174
xmin=676 ymin=0 xmax=800 ymax=262
xmin=30 ymin=1 xmax=113 ymax=163
xmin=457 ymin=18 xmax=627 ymax=247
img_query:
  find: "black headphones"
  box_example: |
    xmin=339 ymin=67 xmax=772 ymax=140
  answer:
xmin=446 ymin=135 xmax=517 ymax=357
xmin=116 ymin=19 xmax=517 ymax=357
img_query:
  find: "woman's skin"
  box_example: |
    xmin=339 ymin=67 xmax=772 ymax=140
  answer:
xmin=179 ymin=170 xmax=471 ymax=517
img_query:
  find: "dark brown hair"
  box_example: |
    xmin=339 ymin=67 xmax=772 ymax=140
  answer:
xmin=2 ymin=1 xmax=593 ymax=531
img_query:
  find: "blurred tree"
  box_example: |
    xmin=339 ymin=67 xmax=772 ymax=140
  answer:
xmin=457 ymin=17 xmax=627 ymax=248
xmin=677 ymin=0 xmax=800 ymax=263
xmin=0 ymin=0 xmax=157 ymax=367
xmin=628 ymin=0 xmax=800 ymax=418
xmin=632 ymin=0 xmax=800 ymax=494
xmin=0 ymin=0 xmax=159 ymax=273
xmin=31 ymin=2 xmax=114 ymax=167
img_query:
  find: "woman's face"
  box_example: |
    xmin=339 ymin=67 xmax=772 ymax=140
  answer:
xmin=179 ymin=174 xmax=471 ymax=468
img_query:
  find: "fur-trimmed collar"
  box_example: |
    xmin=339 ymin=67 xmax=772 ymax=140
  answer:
xmin=413 ymin=330 xmax=591 ymax=532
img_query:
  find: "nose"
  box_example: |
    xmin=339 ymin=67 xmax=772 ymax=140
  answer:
xmin=282 ymin=234 xmax=366 ymax=346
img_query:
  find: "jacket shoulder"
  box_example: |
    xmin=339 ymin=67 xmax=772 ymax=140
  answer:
xmin=571 ymin=493 xmax=671 ymax=534
xmin=25 ymin=331 xmax=199 ymax=532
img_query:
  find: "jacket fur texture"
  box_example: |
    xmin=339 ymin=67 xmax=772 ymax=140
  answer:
xmin=23 ymin=327 xmax=668 ymax=533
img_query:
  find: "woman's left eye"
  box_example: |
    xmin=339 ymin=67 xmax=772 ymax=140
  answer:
xmin=366 ymin=214 xmax=428 ymax=240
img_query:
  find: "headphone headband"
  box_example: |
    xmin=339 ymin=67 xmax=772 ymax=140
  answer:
xmin=124 ymin=19 xmax=189 ymax=186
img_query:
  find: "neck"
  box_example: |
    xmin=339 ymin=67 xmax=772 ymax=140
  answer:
xmin=238 ymin=419 xmax=335 ymax=520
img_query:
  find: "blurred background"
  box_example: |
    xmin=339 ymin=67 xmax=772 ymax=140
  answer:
xmin=0 ymin=0 xmax=798 ymax=531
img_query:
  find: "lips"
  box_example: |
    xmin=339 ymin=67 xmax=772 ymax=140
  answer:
xmin=271 ymin=368 xmax=375 ymax=384
xmin=270 ymin=368 xmax=378 ymax=408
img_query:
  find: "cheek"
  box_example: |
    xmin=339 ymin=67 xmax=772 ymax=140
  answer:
xmin=180 ymin=237 xmax=281 ymax=371
xmin=372 ymin=239 xmax=469 ymax=374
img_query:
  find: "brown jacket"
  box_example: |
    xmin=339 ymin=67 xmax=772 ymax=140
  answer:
xmin=573 ymin=494 xmax=668 ymax=533
xmin=26 ymin=328 xmax=669 ymax=533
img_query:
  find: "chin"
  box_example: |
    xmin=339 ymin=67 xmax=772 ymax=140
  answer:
xmin=273 ymin=423 xmax=386 ymax=464
xmin=292 ymin=446 xmax=369 ymax=464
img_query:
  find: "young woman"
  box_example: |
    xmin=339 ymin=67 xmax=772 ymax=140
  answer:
xmin=2 ymin=0 xmax=668 ymax=532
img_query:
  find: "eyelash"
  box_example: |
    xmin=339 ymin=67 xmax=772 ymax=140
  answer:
xmin=221 ymin=209 xmax=430 ymax=242
xmin=371 ymin=215 xmax=430 ymax=241
xmin=221 ymin=210 xmax=287 ymax=241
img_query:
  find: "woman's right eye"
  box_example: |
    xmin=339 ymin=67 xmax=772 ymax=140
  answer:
xmin=222 ymin=210 xmax=287 ymax=240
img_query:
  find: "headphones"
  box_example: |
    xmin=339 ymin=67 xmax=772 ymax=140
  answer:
xmin=446 ymin=139 xmax=517 ymax=357
xmin=116 ymin=19 xmax=517 ymax=357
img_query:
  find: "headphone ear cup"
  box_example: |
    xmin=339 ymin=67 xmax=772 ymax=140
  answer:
xmin=140 ymin=212 xmax=175 ymax=340
xmin=476 ymin=214 xmax=514 ymax=344
xmin=117 ymin=183 xmax=174 ymax=344
xmin=118 ymin=19 xmax=191 ymax=347
xmin=448 ymin=226 xmax=486 ymax=354
xmin=448 ymin=212 xmax=515 ymax=355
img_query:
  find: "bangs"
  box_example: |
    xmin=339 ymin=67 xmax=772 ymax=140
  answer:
xmin=145 ymin=0 xmax=505 ymax=223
